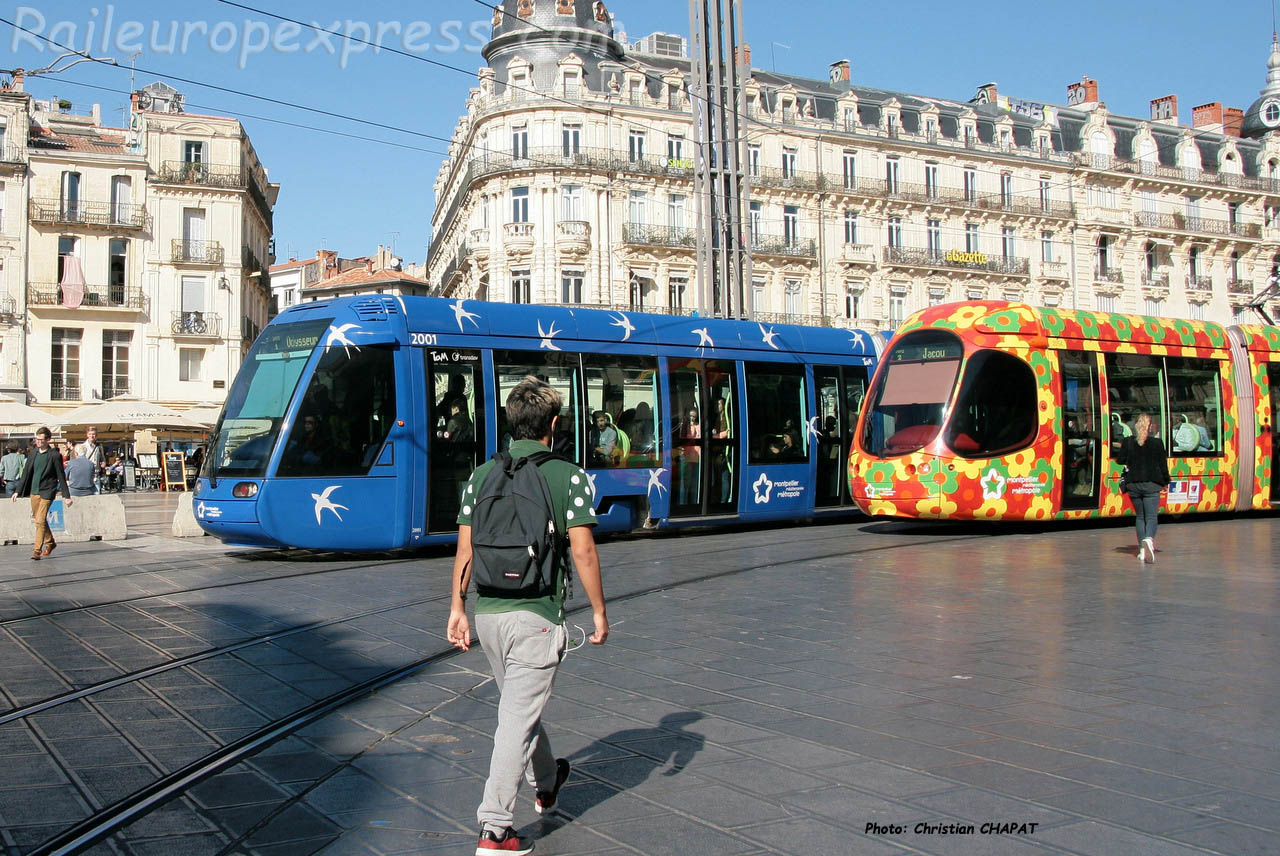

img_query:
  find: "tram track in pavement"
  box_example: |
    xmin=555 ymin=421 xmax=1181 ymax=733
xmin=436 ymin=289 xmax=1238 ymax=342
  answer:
xmin=13 ymin=526 xmax=988 ymax=856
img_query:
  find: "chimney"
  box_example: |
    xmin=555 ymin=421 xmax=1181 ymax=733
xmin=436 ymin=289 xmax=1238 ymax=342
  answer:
xmin=1224 ymin=107 xmax=1244 ymax=137
xmin=1150 ymin=94 xmax=1178 ymax=125
xmin=10 ymin=70 xmax=23 ymax=91
xmin=130 ymin=90 xmax=139 ymax=114
xmin=1067 ymin=76 xmax=1099 ymax=109
xmin=829 ymin=59 xmax=850 ymax=84
xmin=319 ymin=249 xmax=339 ymax=279
xmin=1192 ymin=102 xmax=1224 ymax=133
xmin=738 ymin=43 xmax=751 ymax=69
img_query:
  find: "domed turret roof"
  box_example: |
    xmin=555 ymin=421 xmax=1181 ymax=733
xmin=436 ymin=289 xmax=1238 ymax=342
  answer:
xmin=1241 ymin=36 xmax=1280 ymax=138
xmin=486 ymin=0 xmax=615 ymax=44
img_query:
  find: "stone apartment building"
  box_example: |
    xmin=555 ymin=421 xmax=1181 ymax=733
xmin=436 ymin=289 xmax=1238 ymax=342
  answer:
xmin=0 ymin=76 xmax=277 ymax=412
xmin=426 ymin=0 xmax=1280 ymax=329
xmin=270 ymin=245 xmax=428 ymax=316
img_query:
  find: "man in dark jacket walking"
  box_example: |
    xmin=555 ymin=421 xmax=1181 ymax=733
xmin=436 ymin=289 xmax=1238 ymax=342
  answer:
xmin=11 ymin=426 xmax=73 ymax=560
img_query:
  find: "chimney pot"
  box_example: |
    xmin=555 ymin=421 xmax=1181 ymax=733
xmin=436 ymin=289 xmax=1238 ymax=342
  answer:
xmin=1192 ymin=102 xmax=1224 ymax=131
xmin=1150 ymin=94 xmax=1178 ymax=124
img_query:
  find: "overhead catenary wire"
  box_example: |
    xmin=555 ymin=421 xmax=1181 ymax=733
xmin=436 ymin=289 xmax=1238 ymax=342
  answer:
xmin=5 ymin=9 xmax=1265 ymax=249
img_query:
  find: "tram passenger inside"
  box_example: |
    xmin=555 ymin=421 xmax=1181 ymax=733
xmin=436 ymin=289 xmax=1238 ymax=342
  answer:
xmin=589 ymin=410 xmax=629 ymax=468
xmin=1065 ymin=417 xmax=1095 ymax=495
xmin=281 ymin=414 xmax=331 ymax=471
xmin=1172 ymin=414 xmax=1202 ymax=454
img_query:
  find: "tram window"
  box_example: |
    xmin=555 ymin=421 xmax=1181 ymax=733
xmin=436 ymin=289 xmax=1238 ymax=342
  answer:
xmin=208 ymin=317 xmax=329 ymax=479
xmin=495 ymin=350 xmax=583 ymax=464
xmin=945 ymin=350 xmax=1038 ymax=457
xmin=1104 ymin=354 xmax=1165 ymax=443
xmin=277 ymin=345 xmax=396 ymax=477
xmin=746 ymin=364 xmax=808 ymax=463
xmin=582 ymin=355 xmax=661 ymax=468
xmin=1165 ymin=357 xmax=1221 ymax=455
xmin=861 ymin=330 xmax=962 ymax=457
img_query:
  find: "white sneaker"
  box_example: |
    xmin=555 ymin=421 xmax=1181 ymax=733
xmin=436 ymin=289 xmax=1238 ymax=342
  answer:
xmin=1138 ymin=544 xmax=1146 ymax=562
xmin=1142 ymin=538 xmax=1155 ymax=564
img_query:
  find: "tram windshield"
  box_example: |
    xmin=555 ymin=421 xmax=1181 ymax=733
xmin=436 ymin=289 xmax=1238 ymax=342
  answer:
xmin=861 ymin=330 xmax=962 ymax=457
xmin=204 ymin=318 xmax=330 ymax=480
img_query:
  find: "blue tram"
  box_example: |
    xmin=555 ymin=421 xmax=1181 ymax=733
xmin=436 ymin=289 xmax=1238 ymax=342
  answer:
xmin=194 ymin=295 xmax=882 ymax=550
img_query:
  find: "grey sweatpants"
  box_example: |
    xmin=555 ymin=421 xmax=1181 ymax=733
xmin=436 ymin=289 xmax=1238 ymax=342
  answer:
xmin=475 ymin=610 xmax=567 ymax=833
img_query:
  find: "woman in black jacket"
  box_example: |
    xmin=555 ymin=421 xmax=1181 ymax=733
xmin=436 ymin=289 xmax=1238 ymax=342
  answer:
xmin=1113 ymin=411 xmax=1169 ymax=563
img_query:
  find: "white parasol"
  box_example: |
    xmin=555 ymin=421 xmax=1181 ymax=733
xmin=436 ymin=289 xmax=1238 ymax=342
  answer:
xmin=58 ymin=394 xmax=208 ymax=432
xmin=0 ymin=394 xmax=60 ymax=432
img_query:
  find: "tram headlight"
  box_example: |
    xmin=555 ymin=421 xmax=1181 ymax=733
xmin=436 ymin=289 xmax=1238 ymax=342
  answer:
xmin=232 ymin=482 xmax=259 ymax=498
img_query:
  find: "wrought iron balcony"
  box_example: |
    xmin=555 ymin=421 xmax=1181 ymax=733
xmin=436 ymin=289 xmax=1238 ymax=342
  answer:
xmin=623 ymin=223 xmax=696 ymax=249
xmin=171 ymin=239 xmax=224 ymax=265
xmin=1227 ymin=278 xmax=1255 ymax=296
xmin=1186 ymin=275 xmax=1214 ymax=293
xmin=1095 ymin=269 xmax=1125 ymax=284
xmin=157 ymin=160 xmax=246 ymax=189
xmin=101 ymin=382 xmax=130 ymax=400
xmin=29 ymin=197 xmax=150 ymax=230
xmin=50 ymin=379 xmax=80 ymax=401
xmin=28 ymin=281 xmax=146 ymax=310
xmin=171 ymin=310 xmax=222 ymax=337
xmin=1141 ymin=271 xmax=1170 ymax=288
xmin=751 ymin=234 xmax=817 ymax=258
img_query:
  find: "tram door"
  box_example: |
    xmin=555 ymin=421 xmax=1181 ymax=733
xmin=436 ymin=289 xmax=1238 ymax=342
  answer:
xmin=1061 ymin=352 xmax=1101 ymax=509
xmin=667 ymin=358 xmax=738 ymax=517
xmin=426 ymin=351 xmax=485 ymax=533
xmin=1271 ymin=365 xmax=1280 ymax=502
xmin=814 ymin=365 xmax=869 ymax=507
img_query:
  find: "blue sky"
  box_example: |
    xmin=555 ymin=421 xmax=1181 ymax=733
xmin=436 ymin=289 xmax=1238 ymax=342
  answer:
xmin=3 ymin=1 xmax=1275 ymax=265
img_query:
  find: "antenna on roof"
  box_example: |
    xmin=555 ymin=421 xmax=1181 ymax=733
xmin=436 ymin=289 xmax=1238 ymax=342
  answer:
xmin=770 ymin=41 xmax=790 ymax=72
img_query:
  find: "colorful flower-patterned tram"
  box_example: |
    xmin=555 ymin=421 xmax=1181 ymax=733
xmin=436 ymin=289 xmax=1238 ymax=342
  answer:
xmin=848 ymin=301 xmax=1280 ymax=521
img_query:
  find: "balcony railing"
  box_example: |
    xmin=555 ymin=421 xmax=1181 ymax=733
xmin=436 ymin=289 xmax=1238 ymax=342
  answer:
xmin=1186 ymin=275 xmax=1214 ymax=293
xmin=28 ymin=281 xmax=146 ymax=310
xmin=839 ymin=244 xmax=875 ymax=263
xmin=101 ymin=383 xmax=130 ymax=400
xmin=503 ymin=222 xmax=535 ymax=242
xmin=1040 ymin=261 xmax=1069 ymax=280
xmin=0 ymin=144 xmax=25 ymax=165
xmin=556 ymin=220 xmax=590 ymax=242
xmin=157 ymin=160 xmax=246 ymax=189
xmin=50 ymin=379 xmax=80 ymax=401
xmin=751 ymin=233 xmax=817 ymax=258
xmin=623 ymin=222 xmax=696 ymax=249
xmin=30 ymin=198 xmax=150 ymax=230
xmin=1141 ymin=271 xmax=1170 ymax=288
xmin=1085 ymin=152 xmax=1280 ymax=194
xmin=172 ymin=239 xmax=224 ymax=265
xmin=1227 ymin=278 xmax=1255 ymax=296
xmin=171 ymin=310 xmax=222 ymax=337
xmin=1095 ymin=269 xmax=1125 ymax=284
xmin=241 ymin=316 xmax=262 ymax=343
xmin=883 ymin=246 xmax=1030 ymax=276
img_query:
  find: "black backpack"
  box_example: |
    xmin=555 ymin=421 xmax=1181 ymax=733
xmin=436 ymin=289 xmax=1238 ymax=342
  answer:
xmin=470 ymin=450 xmax=566 ymax=598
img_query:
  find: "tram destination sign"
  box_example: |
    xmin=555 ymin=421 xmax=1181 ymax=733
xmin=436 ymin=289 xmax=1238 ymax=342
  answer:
xmin=889 ymin=336 xmax=963 ymax=363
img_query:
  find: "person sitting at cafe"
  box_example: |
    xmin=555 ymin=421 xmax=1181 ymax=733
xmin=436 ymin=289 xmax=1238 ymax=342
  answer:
xmin=64 ymin=447 xmax=97 ymax=497
xmin=106 ymin=456 xmax=124 ymax=492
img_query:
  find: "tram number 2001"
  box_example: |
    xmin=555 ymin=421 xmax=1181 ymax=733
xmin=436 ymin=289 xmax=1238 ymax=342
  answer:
xmin=410 ymin=333 xmax=438 ymax=346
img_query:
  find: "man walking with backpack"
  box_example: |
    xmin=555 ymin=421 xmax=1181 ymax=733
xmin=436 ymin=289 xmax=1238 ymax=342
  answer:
xmin=447 ymin=376 xmax=609 ymax=855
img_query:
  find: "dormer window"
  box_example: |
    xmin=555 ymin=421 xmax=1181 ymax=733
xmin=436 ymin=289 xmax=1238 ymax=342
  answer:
xmin=886 ymin=112 xmax=899 ymax=137
xmin=562 ymin=70 xmax=581 ymax=98
xmin=782 ymin=98 xmax=795 ymax=123
xmin=843 ymin=107 xmax=857 ymax=132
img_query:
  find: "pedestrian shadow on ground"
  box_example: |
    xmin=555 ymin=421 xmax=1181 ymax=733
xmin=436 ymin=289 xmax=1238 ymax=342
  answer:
xmin=529 ymin=712 xmax=706 ymax=831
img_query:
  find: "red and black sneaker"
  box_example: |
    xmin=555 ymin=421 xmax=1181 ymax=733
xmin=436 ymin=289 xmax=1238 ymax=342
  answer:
xmin=535 ymin=758 xmax=571 ymax=815
xmin=476 ymin=827 xmax=533 ymax=855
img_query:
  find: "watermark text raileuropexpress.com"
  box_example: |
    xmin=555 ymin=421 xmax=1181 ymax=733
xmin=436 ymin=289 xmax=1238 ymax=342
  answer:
xmin=8 ymin=6 xmax=493 ymax=69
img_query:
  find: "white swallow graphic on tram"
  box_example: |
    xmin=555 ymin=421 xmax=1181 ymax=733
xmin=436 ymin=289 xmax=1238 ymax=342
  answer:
xmin=538 ymin=320 xmax=562 ymax=351
xmin=808 ymin=416 xmax=822 ymax=441
xmin=312 ymin=485 xmax=349 ymax=525
xmin=325 ymin=323 xmax=364 ymax=357
xmin=451 ymin=299 xmax=480 ymax=332
xmin=693 ymin=327 xmax=714 ymax=351
xmin=848 ymin=330 xmax=867 ymax=350
xmin=759 ymin=323 xmax=780 ymax=349
xmin=609 ymin=312 xmax=636 ymax=341
xmin=585 ymin=472 xmax=598 ymax=498
xmin=646 ymin=468 xmax=668 ymax=498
